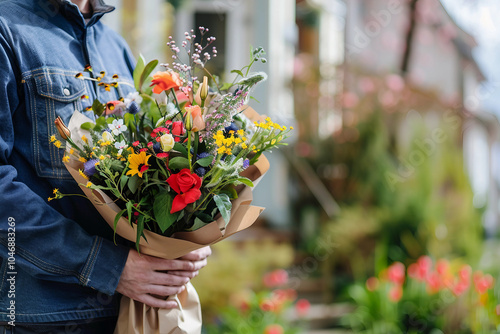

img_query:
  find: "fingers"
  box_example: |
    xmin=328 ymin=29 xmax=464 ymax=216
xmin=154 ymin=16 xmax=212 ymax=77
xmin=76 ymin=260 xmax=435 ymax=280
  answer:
xmin=167 ymin=270 xmax=200 ymax=279
xmin=149 ymin=257 xmax=208 ymax=272
xmin=179 ymin=246 xmax=212 ymax=261
xmin=146 ymin=284 xmax=186 ymax=298
xmin=148 ymin=271 xmax=191 ymax=286
xmin=138 ymin=293 xmax=181 ymax=309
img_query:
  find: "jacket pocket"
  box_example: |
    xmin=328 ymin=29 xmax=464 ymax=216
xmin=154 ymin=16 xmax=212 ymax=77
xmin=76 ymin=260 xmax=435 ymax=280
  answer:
xmin=24 ymin=67 xmax=87 ymax=179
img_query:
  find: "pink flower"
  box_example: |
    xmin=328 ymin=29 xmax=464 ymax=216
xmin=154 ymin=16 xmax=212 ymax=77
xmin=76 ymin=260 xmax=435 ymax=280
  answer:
xmin=264 ymin=324 xmax=284 ymax=334
xmin=295 ymin=299 xmax=311 ymax=317
xmin=387 ymin=262 xmax=405 ymax=285
xmin=263 ymin=269 xmax=288 ymax=288
xmin=426 ymin=271 xmax=441 ymax=294
xmin=388 ymin=285 xmax=403 ymax=303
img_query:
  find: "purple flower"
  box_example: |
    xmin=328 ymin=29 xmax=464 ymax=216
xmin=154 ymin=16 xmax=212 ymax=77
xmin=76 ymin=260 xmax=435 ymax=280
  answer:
xmin=197 ymin=152 xmax=211 ymax=160
xmin=153 ymin=142 xmax=162 ymax=153
xmin=83 ymin=159 xmax=99 ymax=177
xmin=243 ymin=159 xmax=250 ymax=170
xmin=195 ymin=167 xmax=207 ymax=177
xmin=127 ymin=101 xmax=140 ymax=115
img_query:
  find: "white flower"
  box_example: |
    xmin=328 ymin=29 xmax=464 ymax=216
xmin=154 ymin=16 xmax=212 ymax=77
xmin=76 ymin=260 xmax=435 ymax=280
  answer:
xmin=101 ymin=131 xmax=114 ymax=143
xmin=108 ymin=119 xmax=127 ymax=136
xmin=124 ymin=91 xmax=143 ymax=107
xmin=114 ymin=140 xmax=127 ymax=155
xmin=160 ymin=133 xmax=175 ymax=152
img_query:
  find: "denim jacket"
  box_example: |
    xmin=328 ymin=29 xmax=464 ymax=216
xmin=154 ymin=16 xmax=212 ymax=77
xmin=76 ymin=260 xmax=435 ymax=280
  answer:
xmin=0 ymin=0 xmax=137 ymax=323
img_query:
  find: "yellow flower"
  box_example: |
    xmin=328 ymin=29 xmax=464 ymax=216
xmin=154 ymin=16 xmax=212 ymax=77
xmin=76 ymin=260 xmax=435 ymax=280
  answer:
xmin=126 ymin=151 xmax=151 ymax=178
xmin=271 ymin=139 xmax=276 ymax=145
xmin=237 ymin=129 xmax=245 ymax=136
xmin=234 ymin=138 xmax=242 ymax=144
xmin=53 ymin=188 xmax=59 ymax=195
xmin=241 ymin=143 xmax=248 ymax=149
xmin=81 ymin=135 xmax=88 ymax=144
xmin=53 ymin=140 xmax=62 ymax=148
xmin=69 ymin=148 xmax=75 ymax=155
xmin=62 ymin=156 xmax=70 ymax=163
xmin=224 ymin=148 xmax=232 ymax=155
xmin=48 ymin=197 xmax=54 ymax=202
xmin=78 ymin=169 xmax=89 ymax=180
xmin=50 ymin=135 xmax=56 ymax=142
xmin=290 ymin=126 xmax=294 ymax=130
xmin=217 ymin=146 xmax=226 ymax=155
xmin=85 ymin=182 xmax=93 ymax=188
xmin=79 ymin=157 xmax=87 ymax=163
xmin=99 ymin=155 xmax=105 ymax=160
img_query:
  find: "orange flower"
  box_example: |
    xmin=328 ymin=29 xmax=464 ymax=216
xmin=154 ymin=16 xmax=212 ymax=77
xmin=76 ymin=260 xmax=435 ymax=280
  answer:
xmin=150 ymin=71 xmax=182 ymax=94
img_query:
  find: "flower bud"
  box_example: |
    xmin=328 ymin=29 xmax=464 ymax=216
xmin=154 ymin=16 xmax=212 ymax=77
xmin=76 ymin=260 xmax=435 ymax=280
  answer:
xmin=54 ymin=116 xmax=71 ymax=140
xmin=184 ymin=109 xmax=193 ymax=131
xmin=159 ymin=133 xmax=175 ymax=152
xmin=200 ymin=76 xmax=209 ymax=101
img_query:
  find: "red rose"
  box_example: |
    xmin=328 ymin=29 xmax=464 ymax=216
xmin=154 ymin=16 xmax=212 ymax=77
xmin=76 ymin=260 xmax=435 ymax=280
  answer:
xmin=167 ymin=169 xmax=202 ymax=213
xmin=171 ymin=121 xmax=185 ymax=142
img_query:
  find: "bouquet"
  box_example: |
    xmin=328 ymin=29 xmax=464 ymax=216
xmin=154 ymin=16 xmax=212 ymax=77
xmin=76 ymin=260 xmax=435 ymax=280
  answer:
xmin=50 ymin=27 xmax=292 ymax=334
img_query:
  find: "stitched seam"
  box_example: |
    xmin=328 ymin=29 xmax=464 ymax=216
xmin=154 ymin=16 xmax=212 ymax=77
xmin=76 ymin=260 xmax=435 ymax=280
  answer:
xmin=80 ymin=238 xmax=101 ymax=286
xmin=0 ymin=238 xmax=83 ymax=280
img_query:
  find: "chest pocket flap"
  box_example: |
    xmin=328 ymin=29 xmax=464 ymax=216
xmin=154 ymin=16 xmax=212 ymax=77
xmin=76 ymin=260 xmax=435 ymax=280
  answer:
xmin=34 ymin=69 xmax=86 ymax=102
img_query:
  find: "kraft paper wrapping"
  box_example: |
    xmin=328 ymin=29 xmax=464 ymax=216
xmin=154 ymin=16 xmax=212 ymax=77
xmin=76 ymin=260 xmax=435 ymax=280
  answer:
xmin=64 ymin=106 xmax=270 ymax=334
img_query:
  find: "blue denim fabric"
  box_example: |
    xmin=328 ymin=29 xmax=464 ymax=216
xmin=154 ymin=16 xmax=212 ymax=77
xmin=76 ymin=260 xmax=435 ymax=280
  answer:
xmin=0 ymin=0 xmax=137 ymax=323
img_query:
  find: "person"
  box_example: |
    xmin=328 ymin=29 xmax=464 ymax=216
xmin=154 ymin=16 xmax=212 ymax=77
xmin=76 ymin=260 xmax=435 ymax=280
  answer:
xmin=0 ymin=0 xmax=211 ymax=332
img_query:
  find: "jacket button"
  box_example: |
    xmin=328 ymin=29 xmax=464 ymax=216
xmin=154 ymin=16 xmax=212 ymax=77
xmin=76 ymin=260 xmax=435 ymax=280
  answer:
xmin=63 ymin=88 xmax=71 ymax=96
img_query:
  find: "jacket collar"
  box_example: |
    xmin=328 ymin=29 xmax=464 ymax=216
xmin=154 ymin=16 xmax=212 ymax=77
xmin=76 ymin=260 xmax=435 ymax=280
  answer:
xmin=48 ymin=0 xmax=115 ymax=27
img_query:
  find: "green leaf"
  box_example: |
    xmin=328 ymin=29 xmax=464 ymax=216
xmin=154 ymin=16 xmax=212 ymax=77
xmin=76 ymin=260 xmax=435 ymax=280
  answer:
xmin=231 ymin=69 xmax=244 ymax=77
xmin=153 ymin=190 xmax=179 ymax=233
xmin=119 ymin=175 xmax=128 ymax=191
xmin=173 ymin=143 xmax=188 ymax=157
xmin=186 ymin=217 xmax=206 ymax=231
xmin=236 ymin=177 xmax=254 ymax=187
xmin=220 ymin=187 xmax=238 ymax=200
xmin=220 ymin=82 xmax=233 ymax=91
xmin=126 ymin=201 xmax=133 ymax=225
xmin=214 ymin=194 xmax=232 ymax=226
xmin=249 ymin=96 xmax=260 ymax=103
xmin=92 ymin=99 xmax=105 ymax=117
xmin=133 ymin=54 xmax=146 ymax=91
xmin=113 ymin=209 xmax=127 ymax=244
xmin=136 ymin=215 xmax=145 ymax=252
xmin=80 ymin=122 xmax=95 ymax=130
xmin=128 ymin=175 xmax=142 ymax=194
xmin=140 ymin=59 xmax=159 ymax=92
xmin=195 ymin=155 xmax=214 ymax=167
xmin=96 ymin=116 xmax=108 ymax=130
xmin=169 ymin=157 xmax=190 ymax=170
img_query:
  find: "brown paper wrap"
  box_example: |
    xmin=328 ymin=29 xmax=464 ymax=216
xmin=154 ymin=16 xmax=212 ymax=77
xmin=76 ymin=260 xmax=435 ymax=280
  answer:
xmin=64 ymin=106 xmax=270 ymax=334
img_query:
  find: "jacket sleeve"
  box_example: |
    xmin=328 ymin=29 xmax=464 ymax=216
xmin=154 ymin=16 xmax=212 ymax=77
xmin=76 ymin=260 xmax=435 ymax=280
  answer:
xmin=0 ymin=21 xmax=129 ymax=296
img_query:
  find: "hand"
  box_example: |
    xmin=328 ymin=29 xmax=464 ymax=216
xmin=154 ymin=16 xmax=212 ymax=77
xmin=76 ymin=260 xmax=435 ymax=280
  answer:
xmin=116 ymin=247 xmax=211 ymax=308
